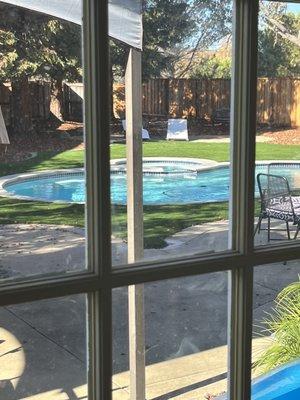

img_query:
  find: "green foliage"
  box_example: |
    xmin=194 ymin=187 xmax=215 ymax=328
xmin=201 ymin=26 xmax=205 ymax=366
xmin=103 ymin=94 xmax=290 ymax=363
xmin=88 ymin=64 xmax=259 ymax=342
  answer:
xmin=40 ymin=19 xmax=82 ymax=82
xmin=111 ymin=0 xmax=196 ymax=80
xmin=142 ymin=0 xmax=196 ymax=78
xmin=188 ymin=5 xmax=300 ymax=79
xmin=258 ymin=12 xmax=300 ymax=77
xmin=190 ymin=55 xmax=231 ymax=78
xmin=0 ymin=4 xmax=82 ymax=83
xmin=111 ymin=0 xmax=234 ymax=80
xmin=0 ymin=6 xmax=45 ymax=82
xmin=254 ymin=278 xmax=300 ymax=373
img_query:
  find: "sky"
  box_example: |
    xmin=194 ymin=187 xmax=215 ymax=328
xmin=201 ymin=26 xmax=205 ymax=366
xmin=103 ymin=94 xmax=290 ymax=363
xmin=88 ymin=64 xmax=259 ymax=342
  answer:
xmin=287 ymin=3 xmax=300 ymax=13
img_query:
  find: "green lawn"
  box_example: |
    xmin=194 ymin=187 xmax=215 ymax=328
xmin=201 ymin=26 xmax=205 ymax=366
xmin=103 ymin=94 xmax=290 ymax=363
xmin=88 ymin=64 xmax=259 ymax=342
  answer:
xmin=111 ymin=141 xmax=300 ymax=162
xmin=0 ymin=141 xmax=299 ymax=248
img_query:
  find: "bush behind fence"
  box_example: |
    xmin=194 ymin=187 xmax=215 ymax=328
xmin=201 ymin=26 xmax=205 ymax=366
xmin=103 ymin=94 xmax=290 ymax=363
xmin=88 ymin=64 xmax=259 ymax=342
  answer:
xmin=1 ymin=78 xmax=300 ymax=128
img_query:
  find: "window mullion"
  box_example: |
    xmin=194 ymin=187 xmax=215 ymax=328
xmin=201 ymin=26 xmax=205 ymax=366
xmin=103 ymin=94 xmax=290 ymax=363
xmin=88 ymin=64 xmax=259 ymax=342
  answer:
xmin=229 ymin=0 xmax=258 ymax=399
xmin=83 ymin=0 xmax=112 ymax=399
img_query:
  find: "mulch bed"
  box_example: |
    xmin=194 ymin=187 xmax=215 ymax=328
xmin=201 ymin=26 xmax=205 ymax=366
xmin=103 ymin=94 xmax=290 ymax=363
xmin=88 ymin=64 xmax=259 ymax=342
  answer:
xmin=260 ymin=128 xmax=300 ymax=145
xmin=0 ymin=121 xmax=84 ymax=163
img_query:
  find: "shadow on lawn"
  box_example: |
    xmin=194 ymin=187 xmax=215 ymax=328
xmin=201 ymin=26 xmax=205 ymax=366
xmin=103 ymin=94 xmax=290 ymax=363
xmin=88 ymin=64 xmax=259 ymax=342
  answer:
xmin=0 ymin=148 xmax=84 ymax=178
xmin=112 ymin=203 xmax=229 ymax=248
xmin=0 ymin=198 xmax=84 ymax=227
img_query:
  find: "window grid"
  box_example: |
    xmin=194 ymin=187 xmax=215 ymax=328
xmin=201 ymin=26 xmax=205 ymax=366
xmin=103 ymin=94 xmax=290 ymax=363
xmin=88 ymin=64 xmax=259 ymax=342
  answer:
xmin=0 ymin=1 xmax=298 ymax=400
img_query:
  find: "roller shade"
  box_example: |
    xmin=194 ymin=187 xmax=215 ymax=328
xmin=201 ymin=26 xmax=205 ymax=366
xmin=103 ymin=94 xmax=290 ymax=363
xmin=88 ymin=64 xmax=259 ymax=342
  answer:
xmin=0 ymin=0 xmax=142 ymax=49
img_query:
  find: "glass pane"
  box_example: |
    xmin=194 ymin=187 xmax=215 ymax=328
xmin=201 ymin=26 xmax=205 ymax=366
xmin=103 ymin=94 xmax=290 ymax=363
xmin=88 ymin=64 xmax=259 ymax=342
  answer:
xmin=0 ymin=2 xmax=86 ymax=278
xmin=0 ymin=294 xmax=88 ymax=399
xmin=252 ymin=261 xmax=300 ymax=398
xmin=113 ymin=271 xmax=229 ymax=399
xmin=254 ymin=1 xmax=300 ymax=248
xmin=110 ymin=0 xmax=234 ymax=266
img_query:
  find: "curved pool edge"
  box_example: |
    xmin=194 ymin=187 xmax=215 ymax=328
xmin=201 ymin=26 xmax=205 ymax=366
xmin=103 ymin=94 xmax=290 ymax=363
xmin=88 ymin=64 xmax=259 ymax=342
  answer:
xmin=0 ymin=168 xmax=85 ymax=204
xmin=0 ymin=157 xmax=220 ymax=203
xmin=216 ymin=359 xmax=300 ymax=400
xmin=1 ymin=158 xmax=300 ymax=204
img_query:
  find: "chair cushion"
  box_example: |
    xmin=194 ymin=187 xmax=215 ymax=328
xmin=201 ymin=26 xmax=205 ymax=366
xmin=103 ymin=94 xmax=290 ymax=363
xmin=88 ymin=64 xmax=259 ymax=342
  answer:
xmin=264 ymin=196 xmax=300 ymax=223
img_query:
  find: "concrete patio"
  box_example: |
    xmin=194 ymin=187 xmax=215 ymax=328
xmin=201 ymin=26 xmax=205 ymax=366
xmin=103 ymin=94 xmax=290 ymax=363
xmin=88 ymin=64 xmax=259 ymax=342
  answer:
xmin=0 ymin=220 xmax=299 ymax=399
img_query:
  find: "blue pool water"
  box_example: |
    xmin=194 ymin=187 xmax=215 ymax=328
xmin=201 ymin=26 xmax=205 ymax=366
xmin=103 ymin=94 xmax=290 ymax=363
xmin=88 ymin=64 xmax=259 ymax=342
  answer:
xmin=252 ymin=360 xmax=300 ymax=400
xmin=4 ymin=162 xmax=300 ymax=205
xmin=218 ymin=360 xmax=300 ymax=400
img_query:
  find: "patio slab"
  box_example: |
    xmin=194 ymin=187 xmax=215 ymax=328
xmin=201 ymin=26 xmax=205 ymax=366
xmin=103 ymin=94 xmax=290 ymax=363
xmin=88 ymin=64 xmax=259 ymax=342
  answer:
xmin=0 ymin=221 xmax=299 ymax=399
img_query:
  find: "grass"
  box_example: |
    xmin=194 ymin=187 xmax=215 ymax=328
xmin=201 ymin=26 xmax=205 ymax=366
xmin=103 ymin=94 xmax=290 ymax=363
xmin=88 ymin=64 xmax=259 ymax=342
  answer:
xmin=0 ymin=150 xmax=83 ymax=176
xmin=0 ymin=140 xmax=299 ymax=247
xmin=0 ymin=197 xmax=84 ymax=227
xmin=112 ymin=203 xmax=228 ymax=248
xmin=111 ymin=141 xmax=300 ymax=162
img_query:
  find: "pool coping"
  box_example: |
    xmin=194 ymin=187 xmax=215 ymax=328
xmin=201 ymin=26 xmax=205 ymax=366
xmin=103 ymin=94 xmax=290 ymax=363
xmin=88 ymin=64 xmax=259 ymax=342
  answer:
xmin=0 ymin=168 xmax=85 ymax=204
xmin=0 ymin=158 xmax=300 ymax=204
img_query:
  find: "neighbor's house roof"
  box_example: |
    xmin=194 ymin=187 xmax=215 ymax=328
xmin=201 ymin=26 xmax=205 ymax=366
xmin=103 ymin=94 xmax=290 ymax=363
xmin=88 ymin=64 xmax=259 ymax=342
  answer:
xmin=0 ymin=106 xmax=9 ymax=145
xmin=1 ymin=0 xmax=143 ymax=49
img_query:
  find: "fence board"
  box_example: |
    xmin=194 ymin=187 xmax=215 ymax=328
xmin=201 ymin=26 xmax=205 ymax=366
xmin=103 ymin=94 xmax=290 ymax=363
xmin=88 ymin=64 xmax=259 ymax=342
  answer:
xmin=0 ymin=78 xmax=299 ymax=128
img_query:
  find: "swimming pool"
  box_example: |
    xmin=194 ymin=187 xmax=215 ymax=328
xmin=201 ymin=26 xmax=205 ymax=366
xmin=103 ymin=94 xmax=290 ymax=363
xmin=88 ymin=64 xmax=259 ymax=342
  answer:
xmin=252 ymin=360 xmax=300 ymax=400
xmin=217 ymin=359 xmax=300 ymax=400
xmin=2 ymin=159 xmax=300 ymax=205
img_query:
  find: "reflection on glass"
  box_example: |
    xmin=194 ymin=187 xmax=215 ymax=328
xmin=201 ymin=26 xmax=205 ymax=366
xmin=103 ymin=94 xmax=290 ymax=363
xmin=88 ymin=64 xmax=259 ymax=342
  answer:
xmin=252 ymin=261 xmax=300 ymax=399
xmin=113 ymin=272 xmax=229 ymax=399
xmin=254 ymin=1 xmax=300 ymax=248
xmin=0 ymin=295 xmax=87 ymax=399
xmin=0 ymin=2 xmax=86 ymax=279
xmin=111 ymin=0 xmax=234 ymax=266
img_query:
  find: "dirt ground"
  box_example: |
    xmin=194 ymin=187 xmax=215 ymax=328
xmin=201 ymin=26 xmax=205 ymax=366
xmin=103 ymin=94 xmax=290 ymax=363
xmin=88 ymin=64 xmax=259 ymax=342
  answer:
xmin=0 ymin=122 xmax=84 ymax=163
xmin=1 ymin=121 xmax=299 ymax=163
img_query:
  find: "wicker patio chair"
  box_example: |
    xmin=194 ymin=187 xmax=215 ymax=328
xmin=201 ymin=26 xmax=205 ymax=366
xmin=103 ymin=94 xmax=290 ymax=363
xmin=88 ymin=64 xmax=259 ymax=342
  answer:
xmin=255 ymin=173 xmax=300 ymax=241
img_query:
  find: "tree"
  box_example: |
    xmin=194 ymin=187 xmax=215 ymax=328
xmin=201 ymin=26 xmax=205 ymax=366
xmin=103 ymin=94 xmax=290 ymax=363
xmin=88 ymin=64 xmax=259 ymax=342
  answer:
xmin=176 ymin=1 xmax=300 ymax=78
xmin=260 ymin=2 xmax=300 ymax=49
xmin=190 ymin=55 xmax=231 ymax=78
xmin=0 ymin=3 xmax=82 ymax=133
xmin=258 ymin=11 xmax=300 ymax=77
xmin=142 ymin=0 xmax=196 ymax=78
xmin=110 ymin=0 xmax=196 ymax=118
xmin=175 ymin=0 xmax=232 ymax=78
xmin=187 ymin=5 xmax=300 ymax=79
xmin=110 ymin=0 xmax=196 ymax=81
xmin=0 ymin=4 xmax=46 ymax=134
xmin=39 ymin=19 xmax=82 ymax=121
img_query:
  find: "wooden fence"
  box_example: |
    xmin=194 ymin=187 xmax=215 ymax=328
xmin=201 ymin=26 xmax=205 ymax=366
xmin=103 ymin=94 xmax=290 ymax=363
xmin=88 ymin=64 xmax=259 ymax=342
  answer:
xmin=0 ymin=81 xmax=50 ymax=127
xmin=1 ymin=78 xmax=300 ymax=128
xmin=63 ymin=83 xmax=84 ymax=122
xmin=115 ymin=78 xmax=300 ymax=127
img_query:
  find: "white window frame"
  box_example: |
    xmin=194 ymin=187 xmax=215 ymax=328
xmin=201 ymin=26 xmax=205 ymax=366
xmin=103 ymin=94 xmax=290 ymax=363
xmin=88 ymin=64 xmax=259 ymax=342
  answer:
xmin=0 ymin=0 xmax=300 ymax=399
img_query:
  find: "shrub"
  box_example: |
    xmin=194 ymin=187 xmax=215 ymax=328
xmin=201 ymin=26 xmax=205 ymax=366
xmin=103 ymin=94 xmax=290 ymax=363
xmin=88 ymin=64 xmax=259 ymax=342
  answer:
xmin=254 ymin=278 xmax=300 ymax=373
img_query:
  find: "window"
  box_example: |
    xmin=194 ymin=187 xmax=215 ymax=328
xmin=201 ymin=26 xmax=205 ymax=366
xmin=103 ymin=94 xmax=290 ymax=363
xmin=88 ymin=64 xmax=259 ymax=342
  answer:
xmin=0 ymin=0 xmax=299 ymax=400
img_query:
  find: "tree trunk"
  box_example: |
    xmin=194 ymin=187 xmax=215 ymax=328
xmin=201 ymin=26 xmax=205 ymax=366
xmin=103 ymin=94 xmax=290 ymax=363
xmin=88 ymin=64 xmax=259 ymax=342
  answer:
xmin=50 ymin=78 xmax=64 ymax=121
xmin=11 ymin=77 xmax=33 ymax=136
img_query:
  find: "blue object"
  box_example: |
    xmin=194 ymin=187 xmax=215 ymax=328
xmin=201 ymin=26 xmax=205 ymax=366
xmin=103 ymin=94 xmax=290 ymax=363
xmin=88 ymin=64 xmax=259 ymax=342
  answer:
xmin=217 ymin=360 xmax=300 ymax=400
xmin=252 ymin=360 xmax=300 ymax=400
xmin=4 ymin=163 xmax=300 ymax=205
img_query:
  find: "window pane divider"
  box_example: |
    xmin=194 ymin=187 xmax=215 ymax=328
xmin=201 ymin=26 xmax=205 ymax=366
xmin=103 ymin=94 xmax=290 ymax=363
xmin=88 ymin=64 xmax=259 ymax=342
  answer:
xmin=2 ymin=240 xmax=300 ymax=307
xmin=1 ymin=1 xmax=300 ymax=400
xmin=0 ymin=272 xmax=100 ymax=306
xmin=83 ymin=0 xmax=112 ymax=399
xmin=229 ymin=0 xmax=258 ymax=399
